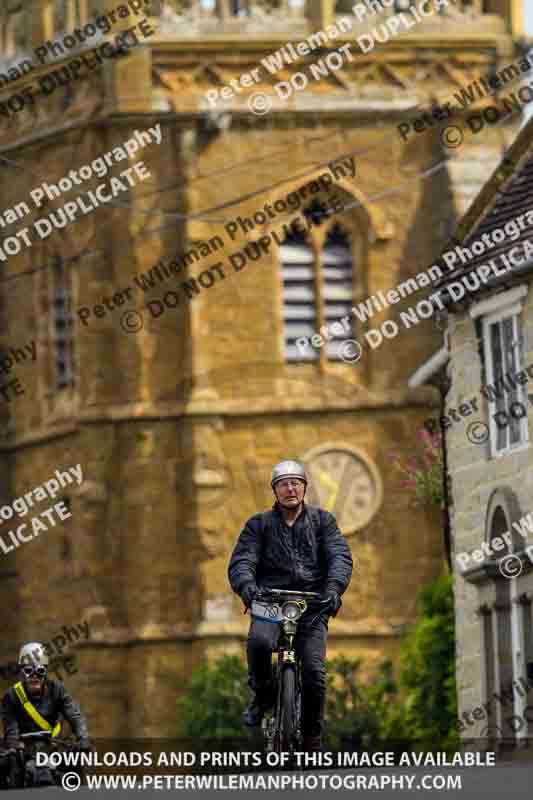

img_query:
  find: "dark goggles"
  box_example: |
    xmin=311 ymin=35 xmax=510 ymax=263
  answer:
xmin=20 ymin=664 xmax=47 ymax=679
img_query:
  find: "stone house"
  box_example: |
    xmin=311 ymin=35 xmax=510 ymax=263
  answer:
xmin=410 ymin=113 xmax=533 ymax=754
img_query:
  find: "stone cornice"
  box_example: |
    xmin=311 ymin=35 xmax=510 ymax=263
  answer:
xmin=77 ymin=621 xmax=407 ymax=644
xmin=462 ymin=549 xmax=533 ymax=585
xmin=0 ymin=32 xmax=521 ymax=145
xmin=147 ymin=9 xmax=509 ymax=47
xmin=0 ymin=389 xmax=442 ymax=450
xmin=152 ymin=40 xmax=521 ymax=115
xmin=460 ymin=561 xmax=503 ymax=583
xmin=151 ymin=35 xmax=508 ymax=51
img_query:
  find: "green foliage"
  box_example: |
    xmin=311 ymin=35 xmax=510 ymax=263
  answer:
xmin=177 ymin=654 xmax=252 ymax=739
xmin=177 ymin=575 xmax=458 ymax=750
xmin=388 ymin=428 xmax=444 ymax=507
xmin=396 ymin=573 xmax=459 ymax=751
xmin=324 ymin=657 xmax=400 ymax=750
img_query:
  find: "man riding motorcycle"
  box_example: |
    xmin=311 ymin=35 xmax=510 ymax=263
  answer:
xmin=228 ymin=460 xmax=353 ymax=752
xmin=1 ymin=642 xmax=91 ymax=759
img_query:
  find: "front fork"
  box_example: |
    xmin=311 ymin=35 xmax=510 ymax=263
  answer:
xmin=262 ymin=714 xmax=276 ymax=752
xmin=262 ymin=649 xmax=284 ymax=753
xmin=263 ymin=631 xmax=299 ymax=752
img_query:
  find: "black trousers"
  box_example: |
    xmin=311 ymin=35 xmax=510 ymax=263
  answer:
xmin=246 ymin=613 xmax=329 ymax=737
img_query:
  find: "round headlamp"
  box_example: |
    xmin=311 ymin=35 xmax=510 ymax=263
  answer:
xmin=282 ymin=601 xmax=303 ymax=621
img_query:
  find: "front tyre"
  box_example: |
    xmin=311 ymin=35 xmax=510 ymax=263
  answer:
xmin=7 ymin=752 xmax=24 ymax=789
xmin=279 ymin=666 xmax=297 ymax=753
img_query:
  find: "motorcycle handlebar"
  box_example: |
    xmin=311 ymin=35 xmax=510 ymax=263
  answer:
xmin=18 ymin=733 xmax=78 ymax=748
xmin=243 ymin=587 xmax=332 ymax=614
xmin=254 ymin=589 xmax=331 ymax=611
xmin=257 ymin=587 xmax=323 ymax=599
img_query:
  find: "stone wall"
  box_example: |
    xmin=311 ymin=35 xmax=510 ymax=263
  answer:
xmin=447 ymin=286 xmax=533 ymax=738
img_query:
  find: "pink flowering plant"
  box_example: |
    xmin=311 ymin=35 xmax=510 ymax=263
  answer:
xmin=388 ymin=429 xmax=444 ymax=507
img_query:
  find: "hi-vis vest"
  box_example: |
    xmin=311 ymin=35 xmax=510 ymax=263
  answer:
xmin=14 ymin=682 xmax=61 ymax=737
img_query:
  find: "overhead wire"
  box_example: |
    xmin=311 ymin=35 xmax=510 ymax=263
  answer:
xmin=0 ymin=46 xmax=529 ymax=231
xmin=0 ymin=41 xmax=528 ymax=284
xmin=0 ymin=152 xmax=451 ymax=286
xmin=1 ymin=7 xmax=529 ymax=220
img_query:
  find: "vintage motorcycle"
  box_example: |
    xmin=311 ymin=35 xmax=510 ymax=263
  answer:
xmin=0 ymin=731 xmax=86 ymax=789
xmin=251 ymin=587 xmax=331 ymax=761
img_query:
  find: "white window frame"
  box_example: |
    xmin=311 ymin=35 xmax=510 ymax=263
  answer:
xmin=478 ymin=294 xmax=528 ymax=458
xmin=280 ymin=236 xmax=318 ymax=363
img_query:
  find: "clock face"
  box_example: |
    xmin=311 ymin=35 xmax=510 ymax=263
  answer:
xmin=303 ymin=445 xmax=382 ymax=536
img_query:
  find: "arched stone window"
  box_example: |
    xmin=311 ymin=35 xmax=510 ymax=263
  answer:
xmin=280 ymin=198 xmax=362 ymax=363
xmin=51 ymin=256 xmax=76 ymax=390
xmin=471 ymin=487 xmax=532 ymax=744
xmin=485 ymin=487 xmax=524 ymax=561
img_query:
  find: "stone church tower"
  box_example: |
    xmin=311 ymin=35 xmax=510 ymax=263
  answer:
xmin=0 ymin=0 xmax=527 ymax=737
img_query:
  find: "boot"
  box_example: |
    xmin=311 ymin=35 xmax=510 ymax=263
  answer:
xmin=243 ymin=682 xmax=276 ymax=727
xmin=302 ymin=734 xmax=322 ymax=752
xmin=243 ymin=699 xmax=265 ymax=727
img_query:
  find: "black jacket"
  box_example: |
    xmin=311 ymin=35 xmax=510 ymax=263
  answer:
xmin=1 ymin=679 xmax=89 ymax=746
xmin=228 ymin=502 xmax=353 ymax=597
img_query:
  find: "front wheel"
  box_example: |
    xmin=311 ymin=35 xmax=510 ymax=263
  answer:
xmin=7 ymin=753 xmax=24 ymax=789
xmin=278 ymin=666 xmax=298 ymax=754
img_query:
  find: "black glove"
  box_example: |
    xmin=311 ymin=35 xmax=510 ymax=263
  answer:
xmin=326 ymin=591 xmax=342 ymax=617
xmin=241 ymin=583 xmax=257 ymax=608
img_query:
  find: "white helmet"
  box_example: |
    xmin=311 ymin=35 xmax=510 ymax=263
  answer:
xmin=18 ymin=642 xmax=49 ymax=669
xmin=271 ymin=460 xmax=307 ymax=488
